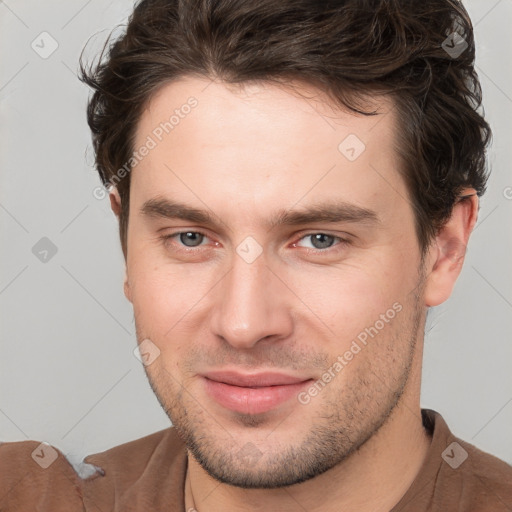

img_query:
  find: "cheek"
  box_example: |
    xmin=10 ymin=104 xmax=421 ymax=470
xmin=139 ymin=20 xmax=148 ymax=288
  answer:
xmin=286 ymin=254 xmax=412 ymax=338
xmin=128 ymin=253 xmax=215 ymax=339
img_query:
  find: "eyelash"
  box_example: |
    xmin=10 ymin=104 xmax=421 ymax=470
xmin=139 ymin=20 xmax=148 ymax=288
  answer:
xmin=159 ymin=230 xmax=351 ymax=255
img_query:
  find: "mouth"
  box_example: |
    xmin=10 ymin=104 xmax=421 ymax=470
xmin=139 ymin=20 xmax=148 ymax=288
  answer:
xmin=201 ymin=370 xmax=314 ymax=415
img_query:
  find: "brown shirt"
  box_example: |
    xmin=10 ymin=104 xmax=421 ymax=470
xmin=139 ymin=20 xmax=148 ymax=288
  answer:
xmin=1 ymin=409 xmax=511 ymax=511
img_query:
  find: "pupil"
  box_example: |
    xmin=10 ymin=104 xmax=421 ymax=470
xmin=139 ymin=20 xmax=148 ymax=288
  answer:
xmin=312 ymin=234 xmax=333 ymax=249
xmin=180 ymin=232 xmax=202 ymax=247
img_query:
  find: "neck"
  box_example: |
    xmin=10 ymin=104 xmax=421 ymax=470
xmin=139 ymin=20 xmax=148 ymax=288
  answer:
xmin=186 ymin=349 xmax=431 ymax=512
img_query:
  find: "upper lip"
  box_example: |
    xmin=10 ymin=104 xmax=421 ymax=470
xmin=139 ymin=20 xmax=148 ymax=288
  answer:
xmin=202 ymin=370 xmax=312 ymax=387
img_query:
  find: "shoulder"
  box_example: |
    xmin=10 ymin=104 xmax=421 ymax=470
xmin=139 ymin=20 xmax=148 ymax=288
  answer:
xmin=0 ymin=439 xmax=83 ymax=511
xmin=1 ymin=427 xmax=187 ymax=511
xmin=399 ymin=409 xmax=512 ymax=512
xmin=446 ymin=436 xmax=512 ymax=510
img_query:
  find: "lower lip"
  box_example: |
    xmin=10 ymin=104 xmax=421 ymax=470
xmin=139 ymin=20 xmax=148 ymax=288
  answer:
xmin=203 ymin=377 xmax=312 ymax=415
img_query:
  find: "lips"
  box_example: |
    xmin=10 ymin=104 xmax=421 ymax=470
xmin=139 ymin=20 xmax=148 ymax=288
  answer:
xmin=201 ymin=370 xmax=312 ymax=415
xmin=203 ymin=370 xmax=309 ymax=387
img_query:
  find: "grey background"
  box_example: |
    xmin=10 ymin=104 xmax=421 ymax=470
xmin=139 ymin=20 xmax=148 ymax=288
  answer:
xmin=1 ymin=0 xmax=511 ymax=468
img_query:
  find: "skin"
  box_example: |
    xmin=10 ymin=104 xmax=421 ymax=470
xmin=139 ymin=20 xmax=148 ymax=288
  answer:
xmin=109 ymin=76 xmax=478 ymax=511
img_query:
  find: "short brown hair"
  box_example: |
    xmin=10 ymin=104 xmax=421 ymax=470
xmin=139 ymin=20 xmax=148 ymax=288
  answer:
xmin=80 ymin=0 xmax=491 ymax=260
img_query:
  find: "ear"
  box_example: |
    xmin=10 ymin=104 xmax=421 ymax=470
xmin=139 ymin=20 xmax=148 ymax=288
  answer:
xmin=109 ymin=187 xmax=132 ymax=303
xmin=424 ymin=188 xmax=479 ymax=307
xmin=109 ymin=186 xmax=122 ymax=218
xmin=123 ymin=267 xmax=132 ymax=303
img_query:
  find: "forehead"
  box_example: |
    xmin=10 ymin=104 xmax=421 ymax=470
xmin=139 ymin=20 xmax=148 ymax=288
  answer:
xmin=130 ymin=76 xmax=407 ymax=230
xmin=138 ymin=76 xmax=397 ymax=147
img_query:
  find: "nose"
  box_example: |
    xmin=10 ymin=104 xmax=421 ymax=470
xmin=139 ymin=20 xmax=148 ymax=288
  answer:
xmin=209 ymin=248 xmax=294 ymax=350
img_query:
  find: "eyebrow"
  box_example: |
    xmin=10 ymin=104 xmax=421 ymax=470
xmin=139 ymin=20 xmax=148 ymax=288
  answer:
xmin=140 ymin=197 xmax=380 ymax=231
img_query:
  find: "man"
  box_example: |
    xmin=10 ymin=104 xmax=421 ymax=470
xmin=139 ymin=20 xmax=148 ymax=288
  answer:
xmin=1 ymin=0 xmax=511 ymax=510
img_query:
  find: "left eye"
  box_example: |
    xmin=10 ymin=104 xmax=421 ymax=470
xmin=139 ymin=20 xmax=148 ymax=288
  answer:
xmin=295 ymin=233 xmax=344 ymax=250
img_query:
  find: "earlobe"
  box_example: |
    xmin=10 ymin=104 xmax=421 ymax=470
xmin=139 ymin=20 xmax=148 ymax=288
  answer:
xmin=424 ymin=189 xmax=479 ymax=307
xmin=109 ymin=186 xmax=122 ymax=218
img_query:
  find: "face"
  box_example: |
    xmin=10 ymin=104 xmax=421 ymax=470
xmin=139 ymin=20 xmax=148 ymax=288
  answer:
xmin=123 ymin=77 xmax=427 ymax=488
